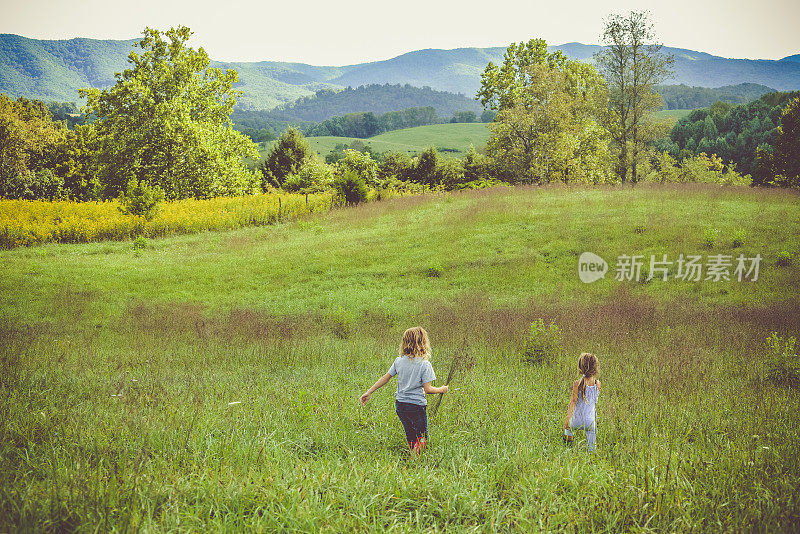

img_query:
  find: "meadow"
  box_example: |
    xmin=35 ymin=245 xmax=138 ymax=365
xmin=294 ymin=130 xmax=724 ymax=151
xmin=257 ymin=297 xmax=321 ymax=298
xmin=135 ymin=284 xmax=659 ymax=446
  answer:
xmin=259 ymin=123 xmax=492 ymax=160
xmin=1 ymin=184 xmax=799 ymax=531
xmin=653 ymin=109 xmax=693 ymax=121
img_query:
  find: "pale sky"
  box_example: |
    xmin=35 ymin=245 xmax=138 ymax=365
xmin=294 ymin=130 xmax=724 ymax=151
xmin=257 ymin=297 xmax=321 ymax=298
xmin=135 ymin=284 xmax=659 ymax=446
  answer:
xmin=1 ymin=0 xmax=798 ymax=65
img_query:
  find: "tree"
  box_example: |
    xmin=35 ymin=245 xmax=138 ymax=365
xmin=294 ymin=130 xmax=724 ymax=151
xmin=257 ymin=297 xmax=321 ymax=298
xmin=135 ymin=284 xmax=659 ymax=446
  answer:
xmin=773 ymin=97 xmax=800 ymax=187
xmin=477 ymin=39 xmax=567 ymax=112
xmin=478 ymin=41 xmax=611 ymax=184
xmin=54 ymin=124 xmax=101 ymax=200
xmin=260 ymin=127 xmax=312 ymax=190
xmin=414 ymin=147 xmax=440 ymax=188
xmin=0 ymin=94 xmax=66 ymax=185
xmin=336 ymin=149 xmax=379 ymax=187
xmin=595 ymin=11 xmax=674 ymax=183
xmin=81 ymin=26 xmax=259 ymax=199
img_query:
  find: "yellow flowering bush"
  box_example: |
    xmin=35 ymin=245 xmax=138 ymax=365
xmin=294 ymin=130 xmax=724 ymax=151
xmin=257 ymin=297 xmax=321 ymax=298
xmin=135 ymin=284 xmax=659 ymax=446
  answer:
xmin=0 ymin=192 xmax=333 ymax=249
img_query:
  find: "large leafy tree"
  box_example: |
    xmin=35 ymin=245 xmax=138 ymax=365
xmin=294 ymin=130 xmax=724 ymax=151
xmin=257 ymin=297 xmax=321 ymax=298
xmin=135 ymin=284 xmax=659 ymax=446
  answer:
xmin=0 ymin=94 xmax=65 ymax=181
xmin=477 ymin=39 xmax=567 ymax=112
xmin=478 ymin=40 xmax=611 ymax=184
xmin=81 ymin=26 xmax=259 ymax=199
xmin=595 ymin=11 xmax=674 ymax=183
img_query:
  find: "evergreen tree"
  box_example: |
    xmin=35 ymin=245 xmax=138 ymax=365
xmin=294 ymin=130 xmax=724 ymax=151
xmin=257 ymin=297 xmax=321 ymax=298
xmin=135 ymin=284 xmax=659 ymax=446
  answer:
xmin=260 ymin=127 xmax=311 ymax=190
xmin=774 ymin=97 xmax=800 ymax=186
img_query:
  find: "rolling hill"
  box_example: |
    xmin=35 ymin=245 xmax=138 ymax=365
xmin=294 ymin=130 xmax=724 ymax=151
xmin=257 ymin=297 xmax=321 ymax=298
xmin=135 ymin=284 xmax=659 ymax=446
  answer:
xmin=259 ymin=122 xmax=491 ymax=160
xmin=2 ymin=33 xmax=799 ymax=110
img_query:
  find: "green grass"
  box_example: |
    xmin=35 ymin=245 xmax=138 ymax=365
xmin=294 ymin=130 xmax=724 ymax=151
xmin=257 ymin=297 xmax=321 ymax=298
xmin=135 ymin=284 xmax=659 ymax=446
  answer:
xmin=368 ymin=123 xmax=490 ymax=156
xmin=2 ymin=184 xmax=799 ymax=531
xmin=654 ymin=109 xmax=693 ymax=121
xmin=260 ymin=123 xmax=491 ymax=160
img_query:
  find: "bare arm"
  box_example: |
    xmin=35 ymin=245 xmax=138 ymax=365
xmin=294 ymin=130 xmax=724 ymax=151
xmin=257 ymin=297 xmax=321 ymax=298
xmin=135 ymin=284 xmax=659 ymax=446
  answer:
xmin=563 ymin=380 xmax=579 ymax=428
xmin=423 ymin=382 xmax=449 ymax=395
xmin=360 ymin=373 xmax=392 ymax=405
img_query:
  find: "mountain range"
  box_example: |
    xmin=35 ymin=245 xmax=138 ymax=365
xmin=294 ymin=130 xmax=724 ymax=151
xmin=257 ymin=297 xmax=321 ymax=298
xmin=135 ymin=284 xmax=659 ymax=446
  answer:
xmin=2 ymin=33 xmax=799 ymax=110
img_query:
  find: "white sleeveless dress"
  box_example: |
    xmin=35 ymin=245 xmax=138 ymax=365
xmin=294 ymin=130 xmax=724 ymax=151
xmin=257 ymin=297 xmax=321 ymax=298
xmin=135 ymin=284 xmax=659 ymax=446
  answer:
xmin=569 ymin=383 xmax=599 ymax=450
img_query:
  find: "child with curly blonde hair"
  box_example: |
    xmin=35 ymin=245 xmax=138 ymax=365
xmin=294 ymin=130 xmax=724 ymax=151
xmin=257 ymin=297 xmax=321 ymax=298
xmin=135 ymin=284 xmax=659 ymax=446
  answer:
xmin=360 ymin=327 xmax=448 ymax=452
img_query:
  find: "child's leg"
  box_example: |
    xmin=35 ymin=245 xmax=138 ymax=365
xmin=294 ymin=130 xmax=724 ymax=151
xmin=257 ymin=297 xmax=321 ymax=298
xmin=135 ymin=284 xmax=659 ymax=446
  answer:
xmin=586 ymin=422 xmax=596 ymax=451
xmin=395 ymin=402 xmax=418 ymax=447
xmin=570 ymin=414 xmax=597 ymax=451
xmin=396 ymin=402 xmax=428 ymax=450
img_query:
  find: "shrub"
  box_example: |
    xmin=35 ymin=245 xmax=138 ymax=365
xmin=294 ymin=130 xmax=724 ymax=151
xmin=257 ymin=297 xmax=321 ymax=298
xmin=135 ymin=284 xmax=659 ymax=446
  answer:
xmin=703 ymin=228 xmax=720 ymax=248
xmin=283 ymin=158 xmax=334 ymax=193
xmin=424 ymin=261 xmax=444 ymax=278
xmin=118 ymin=179 xmax=165 ymax=221
xmin=132 ymin=235 xmax=147 ymax=255
xmin=462 ymin=145 xmax=492 ymax=183
xmin=764 ymin=332 xmax=799 ymax=388
xmin=332 ymin=170 xmax=368 ymax=205
xmin=522 ymin=319 xmax=562 ymax=365
xmin=731 ymin=229 xmax=746 ymax=248
xmin=777 ymin=251 xmax=793 ymax=267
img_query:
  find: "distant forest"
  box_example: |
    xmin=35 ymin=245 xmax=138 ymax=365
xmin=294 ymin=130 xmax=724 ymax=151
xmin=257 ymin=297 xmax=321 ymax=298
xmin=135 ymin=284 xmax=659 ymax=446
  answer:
xmin=656 ymin=90 xmax=800 ymax=181
xmin=44 ymin=82 xmax=777 ymax=145
xmin=263 ymin=84 xmax=482 ymax=122
xmin=656 ymin=83 xmax=775 ymax=109
xmin=231 ymin=84 xmax=492 ymax=140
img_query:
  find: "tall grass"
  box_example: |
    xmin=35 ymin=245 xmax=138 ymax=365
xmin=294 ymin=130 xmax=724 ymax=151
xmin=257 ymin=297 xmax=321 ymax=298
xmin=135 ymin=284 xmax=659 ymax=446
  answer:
xmin=1 ymin=184 xmax=799 ymax=531
xmin=1 ymin=311 xmax=798 ymax=531
xmin=0 ymin=192 xmax=333 ymax=249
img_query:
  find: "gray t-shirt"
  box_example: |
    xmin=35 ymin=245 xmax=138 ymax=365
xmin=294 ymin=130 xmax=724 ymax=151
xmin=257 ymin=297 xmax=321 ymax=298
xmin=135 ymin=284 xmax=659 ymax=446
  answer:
xmin=388 ymin=355 xmax=436 ymax=406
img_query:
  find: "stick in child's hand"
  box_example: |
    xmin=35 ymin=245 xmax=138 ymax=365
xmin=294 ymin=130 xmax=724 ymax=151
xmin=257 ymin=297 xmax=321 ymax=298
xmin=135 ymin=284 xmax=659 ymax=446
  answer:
xmin=430 ymin=346 xmax=465 ymax=418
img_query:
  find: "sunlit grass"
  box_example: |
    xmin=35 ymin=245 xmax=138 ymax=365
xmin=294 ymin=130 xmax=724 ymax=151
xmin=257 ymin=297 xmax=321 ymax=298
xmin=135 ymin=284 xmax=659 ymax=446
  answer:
xmin=1 ymin=183 xmax=799 ymax=531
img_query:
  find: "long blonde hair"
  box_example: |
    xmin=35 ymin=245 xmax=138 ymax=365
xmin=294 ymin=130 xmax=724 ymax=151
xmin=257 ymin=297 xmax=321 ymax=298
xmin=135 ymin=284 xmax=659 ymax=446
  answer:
xmin=577 ymin=352 xmax=598 ymax=401
xmin=399 ymin=327 xmax=431 ymax=360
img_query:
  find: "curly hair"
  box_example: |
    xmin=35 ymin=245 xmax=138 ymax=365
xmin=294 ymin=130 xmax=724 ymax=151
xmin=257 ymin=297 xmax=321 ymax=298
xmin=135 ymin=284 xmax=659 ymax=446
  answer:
xmin=399 ymin=327 xmax=431 ymax=360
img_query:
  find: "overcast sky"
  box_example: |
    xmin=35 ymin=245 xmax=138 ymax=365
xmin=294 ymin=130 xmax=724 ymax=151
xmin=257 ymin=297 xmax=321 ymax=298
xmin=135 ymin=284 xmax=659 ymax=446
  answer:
xmin=2 ymin=0 xmax=798 ymax=65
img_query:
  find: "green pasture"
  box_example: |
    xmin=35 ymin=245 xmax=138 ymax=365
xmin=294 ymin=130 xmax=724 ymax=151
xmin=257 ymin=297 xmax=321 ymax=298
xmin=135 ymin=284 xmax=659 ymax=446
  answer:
xmin=259 ymin=122 xmax=491 ymax=160
xmin=1 ymin=184 xmax=799 ymax=531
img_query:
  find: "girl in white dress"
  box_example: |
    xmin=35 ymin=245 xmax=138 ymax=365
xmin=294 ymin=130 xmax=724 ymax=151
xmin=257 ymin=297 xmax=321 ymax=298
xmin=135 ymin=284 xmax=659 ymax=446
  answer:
xmin=563 ymin=352 xmax=601 ymax=451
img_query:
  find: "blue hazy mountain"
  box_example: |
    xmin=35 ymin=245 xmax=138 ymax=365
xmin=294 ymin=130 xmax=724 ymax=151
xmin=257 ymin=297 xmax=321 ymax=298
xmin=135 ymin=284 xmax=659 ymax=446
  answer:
xmin=1 ymin=33 xmax=798 ymax=110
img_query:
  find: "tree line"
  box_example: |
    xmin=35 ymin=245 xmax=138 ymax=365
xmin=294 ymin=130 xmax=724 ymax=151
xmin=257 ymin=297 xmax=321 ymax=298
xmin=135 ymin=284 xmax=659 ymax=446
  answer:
xmin=657 ymin=91 xmax=800 ymax=185
xmin=2 ymin=17 xmax=798 ymax=206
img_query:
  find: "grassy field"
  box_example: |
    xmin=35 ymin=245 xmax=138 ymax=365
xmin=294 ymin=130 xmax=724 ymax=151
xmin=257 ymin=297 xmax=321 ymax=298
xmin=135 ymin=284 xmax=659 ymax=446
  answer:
xmin=654 ymin=109 xmax=693 ymax=121
xmin=2 ymin=184 xmax=799 ymax=531
xmin=260 ymin=122 xmax=491 ymax=160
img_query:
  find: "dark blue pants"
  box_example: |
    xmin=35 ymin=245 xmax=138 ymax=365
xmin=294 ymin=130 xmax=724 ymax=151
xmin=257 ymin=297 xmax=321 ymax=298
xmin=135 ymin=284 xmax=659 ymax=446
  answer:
xmin=395 ymin=401 xmax=428 ymax=444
